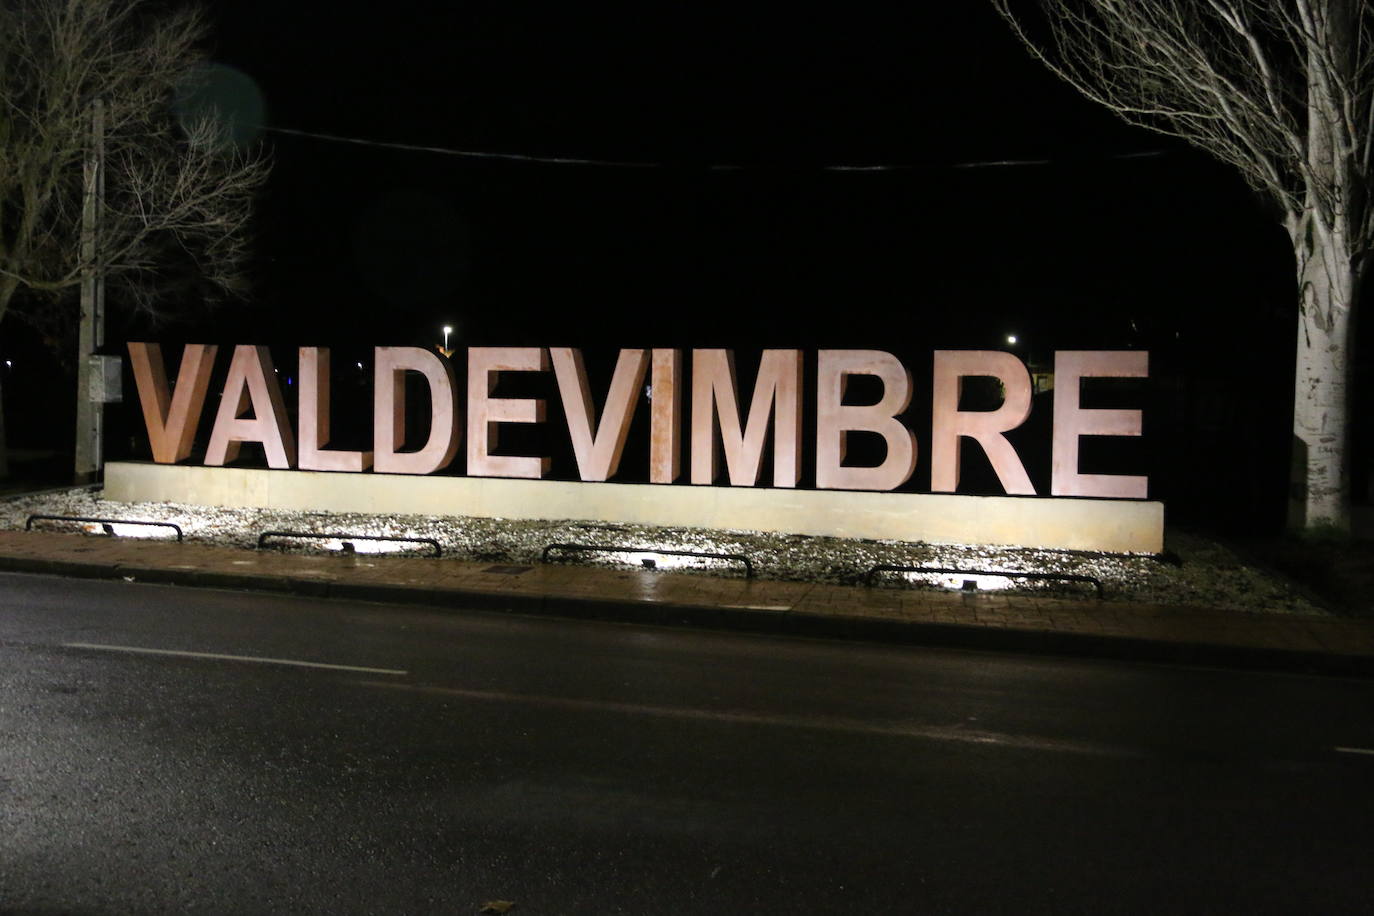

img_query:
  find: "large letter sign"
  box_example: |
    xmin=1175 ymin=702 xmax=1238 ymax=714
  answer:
xmin=126 ymin=343 xmax=1151 ymax=500
xmin=815 ymin=350 xmax=916 ymax=491
xmin=552 ymin=348 xmax=648 ymax=482
xmin=930 ymin=350 xmax=1035 ymax=495
xmin=1052 ymin=351 xmax=1149 ymax=498
xmin=690 ymin=349 xmax=803 ymax=487
xmin=299 ymin=347 xmax=373 ymax=472
xmin=127 ymin=343 xmax=217 ymax=464
xmin=649 ymin=349 xmax=683 ymax=484
xmin=119 ymin=343 xmax=1163 ymax=555
xmin=205 ymin=345 xmax=296 ymax=469
xmin=373 ymin=347 xmax=459 ymax=475
xmin=467 ymin=347 xmax=550 ymax=479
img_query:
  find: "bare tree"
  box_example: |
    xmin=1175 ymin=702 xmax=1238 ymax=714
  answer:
xmin=0 ymin=0 xmax=268 ymax=474
xmin=990 ymin=0 xmax=1371 ymax=532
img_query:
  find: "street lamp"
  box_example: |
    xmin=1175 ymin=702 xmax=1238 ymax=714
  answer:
xmin=438 ymin=324 xmax=455 ymax=358
xmin=1006 ymin=334 xmax=1018 ymax=346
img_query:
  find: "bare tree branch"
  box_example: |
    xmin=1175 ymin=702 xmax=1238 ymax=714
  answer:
xmin=0 ymin=0 xmax=269 ymax=339
xmin=990 ymin=0 xmax=1372 ymax=528
xmin=992 ymin=0 xmax=1374 ymax=237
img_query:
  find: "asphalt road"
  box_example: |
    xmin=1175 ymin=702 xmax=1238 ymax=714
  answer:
xmin=1 ymin=572 xmax=1372 ymax=914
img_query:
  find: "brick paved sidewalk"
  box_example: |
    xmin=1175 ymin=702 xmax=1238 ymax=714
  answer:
xmin=1 ymin=529 xmax=1372 ymax=675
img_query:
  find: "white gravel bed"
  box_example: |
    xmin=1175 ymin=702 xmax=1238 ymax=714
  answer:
xmin=0 ymin=486 xmax=1326 ymax=616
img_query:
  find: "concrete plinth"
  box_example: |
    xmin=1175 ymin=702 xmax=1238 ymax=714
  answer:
xmin=102 ymin=461 xmax=1165 ymax=554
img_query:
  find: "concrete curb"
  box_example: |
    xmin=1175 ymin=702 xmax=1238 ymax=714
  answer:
xmin=2 ymin=552 xmax=1371 ymax=678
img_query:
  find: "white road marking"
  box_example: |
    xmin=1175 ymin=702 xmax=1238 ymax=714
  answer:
xmin=361 ymin=680 xmax=1133 ymax=756
xmin=1334 ymin=746 xmax=1374 ymax=756
xmin=63 ymin=642 xmax=407 ymax=676
xmin=727 ymin=604 xmax=794 ymax=612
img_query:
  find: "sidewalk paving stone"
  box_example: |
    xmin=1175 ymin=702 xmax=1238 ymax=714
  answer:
xmin=0 ymin=529 xmax=1372 ymax=675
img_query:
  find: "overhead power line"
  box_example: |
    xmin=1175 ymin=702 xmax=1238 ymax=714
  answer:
xmin=263 ymin=126 xmax=660 ymax=168
xmin=260 ymin=124 xmax=1169 ymax=171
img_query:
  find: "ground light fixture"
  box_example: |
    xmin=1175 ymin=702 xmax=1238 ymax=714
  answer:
xmin=257 ymin=531 xmax=442 ymax=557
xmin=542 ymin=542 xmax=755 ymax=577
xmin=865 ymin=563 xmax=1105 ymax=597
xmin=25 ymin=514 xmax=183 ymax=540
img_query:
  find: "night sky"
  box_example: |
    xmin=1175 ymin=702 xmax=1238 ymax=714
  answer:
xmin=17 ymin=1 xmax=1363 ymax=530
xmin=190 ymin=1 xmax=1293 ymax=349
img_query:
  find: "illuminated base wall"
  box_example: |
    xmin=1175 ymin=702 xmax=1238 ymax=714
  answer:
xmin=103 ymin=461 xmax=1165 ymax=554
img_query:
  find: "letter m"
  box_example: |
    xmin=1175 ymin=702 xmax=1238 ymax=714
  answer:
xmin=690 ymin=349 xmax=802 ymax=487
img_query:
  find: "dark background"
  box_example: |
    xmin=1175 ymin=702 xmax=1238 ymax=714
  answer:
xmin=9 ymin=1 xmax=1366 ymax=533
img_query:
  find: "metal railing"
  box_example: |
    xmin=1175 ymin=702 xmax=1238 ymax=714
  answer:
xmin=541 ymin=542 xmax=754 ymax=578
xmin=25 ymin=514 xmax=183 ymax=541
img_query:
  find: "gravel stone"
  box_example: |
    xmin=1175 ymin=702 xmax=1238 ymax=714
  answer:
xmin=0 ymin=486 xmax=1326 ymax=616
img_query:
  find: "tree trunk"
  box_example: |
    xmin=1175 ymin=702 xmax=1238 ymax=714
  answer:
xmin=0 ymin=277 xmax=16 ymax=480
xmin=1288 ymin=228 xmax=1357 ymax=532
xmin=0 ymin=369 xmax=8 ymax=480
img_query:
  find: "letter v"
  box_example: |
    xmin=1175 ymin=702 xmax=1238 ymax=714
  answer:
xmin=551 ymin=348 xmax=647 ymax=482
xmin=127 ymin=343 xmax=218 ymax=464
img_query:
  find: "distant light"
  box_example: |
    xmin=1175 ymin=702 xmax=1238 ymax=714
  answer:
xmin=4 ymin=360 xmax=10 ymax=368
xmin=357 ymin=362 xmax=364 ymax=369
xmin=1006 ymin=335 xmax=1018 ymax=345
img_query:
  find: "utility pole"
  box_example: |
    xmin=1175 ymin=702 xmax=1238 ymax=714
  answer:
xmin=74 ymin=99 xmax=108 ymax=484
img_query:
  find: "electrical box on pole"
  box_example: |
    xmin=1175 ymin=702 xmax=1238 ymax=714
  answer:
xmin=86 ymin=355 xmax=122 ymax=404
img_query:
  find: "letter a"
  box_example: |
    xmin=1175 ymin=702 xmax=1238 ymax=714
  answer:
xmin=205 ymin=345 xmax=297 ymax=468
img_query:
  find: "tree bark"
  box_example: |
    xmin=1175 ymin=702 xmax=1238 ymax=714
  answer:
xmin=0 ymin=276 xmax=16 ymax=480
xmin=0 ymin=369 xmax=8 ymax=480
xmin=1288 ymin=226 xmax=1356 ymax=531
